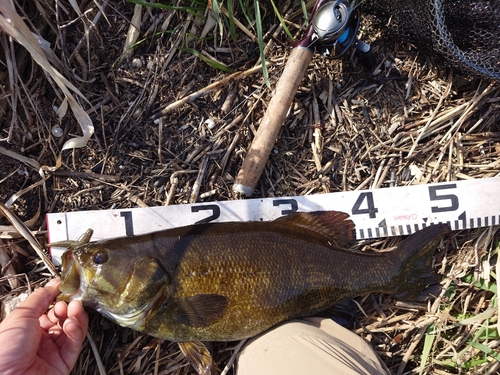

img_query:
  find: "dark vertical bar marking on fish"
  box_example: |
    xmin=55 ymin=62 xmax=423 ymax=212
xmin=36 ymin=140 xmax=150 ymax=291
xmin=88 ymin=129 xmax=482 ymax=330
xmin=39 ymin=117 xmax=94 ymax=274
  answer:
xmin=414 ymin=224 xmax=420 ymax=232
xmin=359 ymin=229 xmax=365 ymax=239
xmin=375 ymin=227 xmax=380 ymax=237
xmin=470 ymin=218 xmax=474 ymax=228
xmin=391 ymin=226 xmax=396 ymax=236
xmin=485 ymin=216 xmax=488 ymax=226
xmin=477 ymin=217 xmax=481 ymax=227
xmin=398 ymin=225 xmax=403 ymax=235
xmin=406 ymin=225 xmax=412 ymax=235
xmin=367 ymin=228 xmax=372 ymax=238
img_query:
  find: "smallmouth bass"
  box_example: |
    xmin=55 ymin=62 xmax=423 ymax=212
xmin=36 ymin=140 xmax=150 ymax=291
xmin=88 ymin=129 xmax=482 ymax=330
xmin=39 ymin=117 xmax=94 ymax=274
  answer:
xmin=54 ymin=210 xmax=449 ymax=374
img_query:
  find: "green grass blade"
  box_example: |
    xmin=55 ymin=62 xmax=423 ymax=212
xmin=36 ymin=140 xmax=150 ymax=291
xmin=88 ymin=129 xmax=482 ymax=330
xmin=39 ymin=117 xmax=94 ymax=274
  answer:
xmin=463 ymin=273 xmax=498 ymax=294
xmin=238 ymin=0 xmax=254 ymax=30
xmin=179 ymin=47 xmax=234 ymax=72
xmin=125 ymin=0 xmax=203 ymax=12
xmin=254 ymin=0 xmax=269 ymax=87
xmin=300 ymin=0 xmax=308 ymax=27
xmin=269 ymin=0 xmax=294 ymax=41
xmin=226 ymin=0 xmax=237 ymax=40
xmin=469 ymin=341 xmax=500 ymax=362
xmin=459 ymin=307 xmax=497 ymax=325
xmin=210 ymin=0 xmax=224 ymax=42
xmin=419 ymin=327 xmax=436 ymax=375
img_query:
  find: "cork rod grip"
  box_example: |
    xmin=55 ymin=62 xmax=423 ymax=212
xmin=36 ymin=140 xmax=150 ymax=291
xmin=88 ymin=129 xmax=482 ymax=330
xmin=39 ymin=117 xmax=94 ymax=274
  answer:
xmin=233 ymin=47 xmax=313 ymax=196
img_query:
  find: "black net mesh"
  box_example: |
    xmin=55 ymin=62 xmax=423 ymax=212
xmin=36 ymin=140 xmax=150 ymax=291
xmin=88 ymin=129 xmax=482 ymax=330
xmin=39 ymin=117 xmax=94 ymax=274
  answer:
xmin=371 ymin=0 xmax=500 ymax=80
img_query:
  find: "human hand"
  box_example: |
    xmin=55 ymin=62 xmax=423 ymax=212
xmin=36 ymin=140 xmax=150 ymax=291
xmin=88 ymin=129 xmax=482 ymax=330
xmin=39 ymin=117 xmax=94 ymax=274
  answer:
xmin=0 ymin=278 xmax=88 ymax=375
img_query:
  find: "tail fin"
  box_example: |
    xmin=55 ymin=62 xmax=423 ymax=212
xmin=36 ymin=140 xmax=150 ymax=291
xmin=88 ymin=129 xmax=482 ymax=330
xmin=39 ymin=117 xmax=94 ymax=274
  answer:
xmin=392 ymin=224 xmax=450 ymax=300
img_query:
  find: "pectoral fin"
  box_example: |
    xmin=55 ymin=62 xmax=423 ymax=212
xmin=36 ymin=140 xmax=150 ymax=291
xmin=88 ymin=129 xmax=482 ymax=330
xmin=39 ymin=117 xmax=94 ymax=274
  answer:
xmin=178 ymin=341 xmax=212 ymax=375
xmin=171 ymin=294 xmax=228 ymax=327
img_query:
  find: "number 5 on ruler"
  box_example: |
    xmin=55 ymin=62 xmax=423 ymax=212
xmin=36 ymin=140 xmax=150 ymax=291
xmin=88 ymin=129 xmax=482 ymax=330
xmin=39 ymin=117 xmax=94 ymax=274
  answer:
xmin=429 ymin=184 xmax=459 ymax=212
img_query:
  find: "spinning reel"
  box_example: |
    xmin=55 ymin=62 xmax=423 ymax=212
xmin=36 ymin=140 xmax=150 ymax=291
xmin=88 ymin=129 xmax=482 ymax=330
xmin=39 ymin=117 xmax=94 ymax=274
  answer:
xmin=309 ymin=0 xmax=370 ymax=59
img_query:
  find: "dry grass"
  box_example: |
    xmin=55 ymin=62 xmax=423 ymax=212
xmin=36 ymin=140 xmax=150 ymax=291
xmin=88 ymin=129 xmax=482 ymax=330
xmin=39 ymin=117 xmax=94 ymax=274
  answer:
xmin=1 ymin=0 xmax=499 ymax=374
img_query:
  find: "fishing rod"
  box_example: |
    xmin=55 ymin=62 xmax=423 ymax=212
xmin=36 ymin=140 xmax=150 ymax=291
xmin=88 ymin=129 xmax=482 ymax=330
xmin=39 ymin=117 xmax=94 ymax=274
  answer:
xmin=232 ymin=0 xmax=371 ymax=197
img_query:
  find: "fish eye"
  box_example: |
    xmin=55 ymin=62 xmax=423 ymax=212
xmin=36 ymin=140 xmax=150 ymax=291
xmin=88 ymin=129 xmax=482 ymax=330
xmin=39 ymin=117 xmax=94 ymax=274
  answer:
xmin=93 ymin=252 xmax=109 ymax=265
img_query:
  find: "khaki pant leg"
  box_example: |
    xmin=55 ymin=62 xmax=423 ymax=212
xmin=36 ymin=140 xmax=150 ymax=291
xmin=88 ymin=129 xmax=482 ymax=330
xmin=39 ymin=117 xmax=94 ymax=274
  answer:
xmin=237 ymin=317 xmax=389 ymax=375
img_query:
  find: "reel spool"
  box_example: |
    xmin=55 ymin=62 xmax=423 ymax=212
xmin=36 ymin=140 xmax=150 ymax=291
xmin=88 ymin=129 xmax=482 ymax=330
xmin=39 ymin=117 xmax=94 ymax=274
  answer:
xmin=311 ymin=0 xmax=369 ymax=58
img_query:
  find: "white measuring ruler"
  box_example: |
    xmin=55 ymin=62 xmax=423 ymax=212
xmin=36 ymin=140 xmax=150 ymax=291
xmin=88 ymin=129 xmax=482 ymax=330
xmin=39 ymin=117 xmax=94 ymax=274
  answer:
xmin=47 ymin=177 xmax=500 ymax=265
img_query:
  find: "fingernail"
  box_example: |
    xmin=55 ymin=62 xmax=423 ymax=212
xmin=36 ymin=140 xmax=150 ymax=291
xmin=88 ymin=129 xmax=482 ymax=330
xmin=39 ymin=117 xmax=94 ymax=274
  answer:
xmin=46 ymin=278 xmax=60 ymax=286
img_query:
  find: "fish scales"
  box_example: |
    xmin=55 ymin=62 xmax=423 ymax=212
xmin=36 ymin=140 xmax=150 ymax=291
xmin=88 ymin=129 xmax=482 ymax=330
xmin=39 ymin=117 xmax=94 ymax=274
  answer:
xmin=56 ymin=211 xmax=449 ymax=343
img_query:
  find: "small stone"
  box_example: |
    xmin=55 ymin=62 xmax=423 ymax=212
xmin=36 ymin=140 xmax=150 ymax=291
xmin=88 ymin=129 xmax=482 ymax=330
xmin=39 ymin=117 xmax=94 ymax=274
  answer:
xmin=204 ymin=118 xmax=216 ymax=130
xmin=132 ymin=58 xmax=143 ymax=68
xmin=51 ymin=125 xmax=63 ymax=137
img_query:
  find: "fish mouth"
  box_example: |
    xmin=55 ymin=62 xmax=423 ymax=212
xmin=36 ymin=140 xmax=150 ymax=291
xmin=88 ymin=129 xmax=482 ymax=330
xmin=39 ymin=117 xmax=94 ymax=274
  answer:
xmin=58 ymin=250 xmax=87 ymax=301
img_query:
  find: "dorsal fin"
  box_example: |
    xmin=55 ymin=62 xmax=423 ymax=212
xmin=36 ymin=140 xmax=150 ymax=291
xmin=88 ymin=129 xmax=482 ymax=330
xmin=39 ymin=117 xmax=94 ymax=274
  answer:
xmin=273 ymin=210 xmax=356 ymax=247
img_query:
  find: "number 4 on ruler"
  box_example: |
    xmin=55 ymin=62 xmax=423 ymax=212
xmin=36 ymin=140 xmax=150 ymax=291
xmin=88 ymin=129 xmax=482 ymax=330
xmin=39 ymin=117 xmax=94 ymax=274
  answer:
xmin=351 ymin=192 xmax=379 ymax=218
